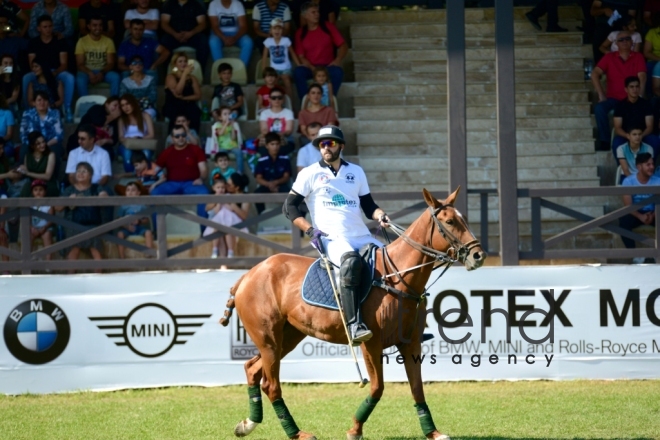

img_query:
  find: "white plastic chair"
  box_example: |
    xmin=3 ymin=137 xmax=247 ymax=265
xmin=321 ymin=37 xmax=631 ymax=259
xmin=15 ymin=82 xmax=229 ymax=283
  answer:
xmin=211 ymin=58 xmax=247 ymax=86
xmin=73 ymin=95 xmax=107 ymax=123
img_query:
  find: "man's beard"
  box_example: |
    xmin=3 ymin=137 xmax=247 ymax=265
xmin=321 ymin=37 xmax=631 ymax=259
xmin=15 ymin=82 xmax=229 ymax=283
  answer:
xmin=323 ymin=147 xmax=342 ymax=163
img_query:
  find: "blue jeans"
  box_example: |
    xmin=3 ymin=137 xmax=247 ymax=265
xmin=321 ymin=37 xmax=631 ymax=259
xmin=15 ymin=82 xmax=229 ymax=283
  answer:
xmin=594 ymin=98 xmax=618 ymax=143
xmin=150 ymin=180 xmax=210 ymax=224
xmin=22 ymin=71 xmax=75 ymax=109
xmin=294 ymin=65 xmax=343 ymax=103
xmin=209 ymin=32 xmax=253 ymax=67
xmin=76 ymin=70 xmax=120 ymax=97
xmin=117 ymin=144 xmax=153 ymax=173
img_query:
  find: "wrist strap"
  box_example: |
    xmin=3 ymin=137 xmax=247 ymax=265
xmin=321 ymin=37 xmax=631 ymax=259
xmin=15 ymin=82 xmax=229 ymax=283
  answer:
xmin=305 ymin=227 xmax=315 ymax=237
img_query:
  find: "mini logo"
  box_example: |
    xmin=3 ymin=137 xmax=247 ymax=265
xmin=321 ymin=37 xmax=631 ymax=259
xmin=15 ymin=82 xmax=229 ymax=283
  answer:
xmin=231 ymin=315 xmax=259 ymax=360
xmin=346 ymin=173 xmax=355 ymax=183
xmin=4 ymin=299 xmax=70 ymax=365
xmin=89 ymin=303 xmax=211 ymax=358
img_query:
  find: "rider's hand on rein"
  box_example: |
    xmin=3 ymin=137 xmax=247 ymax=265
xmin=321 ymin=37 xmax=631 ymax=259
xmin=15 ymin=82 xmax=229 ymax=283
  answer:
xmin=306 ymin=227 xmax=328 ymax=250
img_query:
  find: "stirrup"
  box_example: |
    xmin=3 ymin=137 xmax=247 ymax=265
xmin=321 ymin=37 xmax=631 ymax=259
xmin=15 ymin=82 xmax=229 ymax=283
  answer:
xmin=350 ymin=323 xmax=372 ymax=345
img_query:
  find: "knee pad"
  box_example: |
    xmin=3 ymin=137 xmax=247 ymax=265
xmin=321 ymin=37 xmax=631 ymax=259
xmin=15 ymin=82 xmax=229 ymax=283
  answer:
xmin=340 ymin=251 xmax=362 ymax=286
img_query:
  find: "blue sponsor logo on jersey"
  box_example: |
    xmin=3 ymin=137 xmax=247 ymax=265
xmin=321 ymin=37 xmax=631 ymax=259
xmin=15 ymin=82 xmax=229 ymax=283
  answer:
xmin=323 ymin=194 xmax=358 ymax=208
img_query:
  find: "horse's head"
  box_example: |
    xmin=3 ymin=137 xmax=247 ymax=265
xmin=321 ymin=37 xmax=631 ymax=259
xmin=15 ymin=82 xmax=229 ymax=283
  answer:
xmin=422 ymin=187 xmax=487 ymax=271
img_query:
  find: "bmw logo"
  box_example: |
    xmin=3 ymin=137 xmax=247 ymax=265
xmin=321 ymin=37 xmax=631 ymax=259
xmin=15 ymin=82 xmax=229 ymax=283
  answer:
xmin=4 ymin=300 xmax=70 ymax=365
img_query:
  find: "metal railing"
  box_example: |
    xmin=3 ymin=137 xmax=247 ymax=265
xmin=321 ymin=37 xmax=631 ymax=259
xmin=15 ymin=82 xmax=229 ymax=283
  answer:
xmin=0 ymin=190 xmax=496 ymax=274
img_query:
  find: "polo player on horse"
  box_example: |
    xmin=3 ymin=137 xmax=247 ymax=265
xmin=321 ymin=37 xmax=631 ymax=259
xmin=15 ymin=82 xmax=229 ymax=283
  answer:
xmin=283 ymin=125 xmax=390 ymax=344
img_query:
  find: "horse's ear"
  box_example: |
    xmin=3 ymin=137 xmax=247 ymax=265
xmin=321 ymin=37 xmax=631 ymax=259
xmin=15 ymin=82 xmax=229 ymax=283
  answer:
xmin=422 ymin=188 xmax=441 ymax=209
xmin=445 ymin=186 xmax=461 ymax=206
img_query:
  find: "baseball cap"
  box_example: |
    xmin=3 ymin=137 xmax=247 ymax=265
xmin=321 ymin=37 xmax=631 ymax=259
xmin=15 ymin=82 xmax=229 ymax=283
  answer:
xmin=270 ymin=18 xmax=284 ymax=28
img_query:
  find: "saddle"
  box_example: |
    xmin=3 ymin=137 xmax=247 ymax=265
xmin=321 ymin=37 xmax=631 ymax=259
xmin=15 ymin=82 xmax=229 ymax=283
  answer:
xmin=301 ymin=244 xmax=378 ymax=310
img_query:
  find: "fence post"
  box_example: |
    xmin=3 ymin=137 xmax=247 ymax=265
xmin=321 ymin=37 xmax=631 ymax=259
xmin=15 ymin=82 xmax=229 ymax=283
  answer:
xmin=531 ymin=197 xmax=543 ymax=259
xmin=19 ymin=207 xmax=31 ymax=275
xmin=157 ymin=212 xmax=167 ymax=260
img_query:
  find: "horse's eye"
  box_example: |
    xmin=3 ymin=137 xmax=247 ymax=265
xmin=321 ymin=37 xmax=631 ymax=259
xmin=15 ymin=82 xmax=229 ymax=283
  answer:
xmin=446 ymin=219 xmax=454 ymax=226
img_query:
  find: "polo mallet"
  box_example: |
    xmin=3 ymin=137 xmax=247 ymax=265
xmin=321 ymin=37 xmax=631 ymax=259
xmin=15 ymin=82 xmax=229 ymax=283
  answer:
xmin=316 ymin=243 xmax=369 ymax=389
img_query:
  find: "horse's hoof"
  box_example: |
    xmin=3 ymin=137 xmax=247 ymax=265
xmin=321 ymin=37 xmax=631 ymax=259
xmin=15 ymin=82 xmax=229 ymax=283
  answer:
xmin=427 ymin=434 xmax=450 ymax=440
xmin=291 ymin=432 xmax=317 ymax=440
xmin=234 ymin=419 xmax=259 ymax=437
xmin=347 ymin=433 xmax=363 ymax=440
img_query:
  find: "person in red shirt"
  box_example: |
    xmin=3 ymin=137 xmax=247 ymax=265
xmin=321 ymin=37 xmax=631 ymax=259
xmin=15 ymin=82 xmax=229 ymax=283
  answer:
xmin=151 ymin=124 xmax=209 ymax=219
xmin=293 ymin=2 xmax=346 ymax=103
xmin=591 ymin=31 xmax=647 ymax=151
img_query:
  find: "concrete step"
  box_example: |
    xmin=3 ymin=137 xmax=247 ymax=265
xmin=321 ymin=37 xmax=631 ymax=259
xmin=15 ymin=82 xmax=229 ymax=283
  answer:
xmin=355 ymin=70 xmax=585 ymax=84
xmin=351 ymin=46 xmax=585 ymax=63
xmin=341 ymin=6 xmax=583 ymax=25
xmin=357 ymin=128 xmax=593 ymax=146
xmin=354 ymin=58 xmax=584 ymax=73
xmin=354 ymin=103 xmax=591 ymax=120
xmin=358 ymin=141 xmax=596 ymax=158
xmin=356 ymin=116 xmax=592 ymax=133
xmin=354 ymin=91 xmax=588 ymax=107
xmin=359 ymin=154 xmax=601 ymax=172
xmin=351 ymin=33 xmax=583 ymax=50
xmin=354 ymin=82 xmax=589 ymax=96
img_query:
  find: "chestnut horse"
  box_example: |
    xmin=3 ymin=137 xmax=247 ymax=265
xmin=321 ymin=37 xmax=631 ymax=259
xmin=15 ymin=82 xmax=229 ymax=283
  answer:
xmin=220 ymin=188 xmax=486 ymax=440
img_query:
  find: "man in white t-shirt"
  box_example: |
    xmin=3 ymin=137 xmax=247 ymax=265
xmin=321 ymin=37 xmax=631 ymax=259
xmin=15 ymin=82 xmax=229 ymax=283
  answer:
xmin=208 ymin=0 xmax=253 ymax=67
xmin=124 ymin=0 xmax=159 ymax=38
xmin=283 ymin=125 xmax=390 ymax=344
xmin=66 ymin=124 xmax=112 ymax=186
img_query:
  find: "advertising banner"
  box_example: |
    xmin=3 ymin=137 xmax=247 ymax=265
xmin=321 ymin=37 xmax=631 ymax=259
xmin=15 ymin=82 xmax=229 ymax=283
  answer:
xmin=1 ymin=265 xmax=659 ymax=394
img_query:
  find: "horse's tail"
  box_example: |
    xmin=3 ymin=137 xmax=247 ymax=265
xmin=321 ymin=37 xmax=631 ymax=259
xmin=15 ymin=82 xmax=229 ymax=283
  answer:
xmin=219 ymin=274 xmax=246 ymax=327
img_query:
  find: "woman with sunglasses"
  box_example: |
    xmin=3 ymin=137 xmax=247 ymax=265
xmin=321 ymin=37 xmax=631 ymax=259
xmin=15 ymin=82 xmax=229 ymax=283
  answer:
xmin=119 ymin=55 xmax=157 ymax=120
xmin=298 ymin=83 xmax=338 ymax=144
xmin=258 ymin=88 xmax=294 ymax=155
xmin=283 ymin=125 xmax=390 ymax=344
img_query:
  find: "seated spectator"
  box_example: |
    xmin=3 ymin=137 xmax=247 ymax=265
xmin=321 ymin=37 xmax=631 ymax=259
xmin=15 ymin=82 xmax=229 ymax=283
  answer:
xmin=75 ymin=16 xmax=120 ymax=97
xmin=591 ymin=31 xmax=646 ymax=151
xmin=612 ymin=76 xmax=658 ymax=157
xmin=291 ymin=0 xmax=339 ymax=28
xmin=0 ymin=93 xmax=14 ymax=161
xmin=590 ymin=1 xmax=636 ymax=63
xmin=259 ymin=88 xmax=295 ymax=155
xmin=163 ymin=52 xmax=202 ymax=132
xmin=17 ymin=131 xmax=59 ymax=197
xmin=209 ymin=151 xmax=236 ymax=186
xmin=0 ymin=138 xmax=20 ymax=189
xmin=115 ymin=181 xmax=153 ymax=259
xmin=56 ymin=161 xmax=108 ymax=271
xmin=599 ymin=15 xmax=640 ymax=54
xmin=311 ymin=66 xmax=334 ymax=109
xmin=296 ymin=121 xmax=322 ymax=172
xmin=645 ymin=14 xmax=660 ymax=79
xmin=27 ymin=58 xmax=63 ymax=109
xmin=117 ymin=19 xmax=169 ymax=80
xmin=294 ymin=2 xmax=347 ymax=102
xmin=119 ymin=55 xmax=157 ymax=120
xmin=214 ymin=62 xmax=244 ymax=119
xmin=254 ymin=131 xmax=291 ymax=214
xmin=619 ymin=153 xmax=660 ymax=262
xmin=164 ymin=114 xmax=200 ymax=147
xmin=20 ymin=91 xmax=63 ymax=165
xmin=0 ymin=12 xmax=27 ymax=61
xmin=524 ymin=0 xmax=567 ymax=33
xmin=28 ymin=180 xmax=54 ymax=260
xmin=298 ymin=83 xmax=338 ymax=143
xmin=160 ymin=0 xmax=208 ymax=67
xmin=252 ymin=0 xmax=291 ymax=51
xmin=204 ymin=176 xmax=248 ymax=264
xmin=66 ymin=124 xmax=112 ymax=187
xmin=67 ymin=96 xmax=121 ymax=158
xmin=119 ymin=150 xmax=165 ymax=190
xmin=208 ymin=0 xmax=253 ymax=68
xmin=216 ymin=171 xmax=251 ymax=264
xmin=0 ymin=55 xmax=20 ymax=114
xmin=0 ymin=0 xmax=28 ymax=37
xmin=151 ymin=124 xmax=209 ymax=221
xmin=209 ymin=106 xmax=243 ymax=173
xmin=28 ymin=0 xmax=73 ymax=41
xmin=78 ymin=0 xmax=120 ymax=40
xmin=262 ymin=18 xmax=299 ymax=100
xmin=617 ymin=126 xmax=654 ymax=184
xmin=123 ymin=0 xmax=159 ymax=39
xmin=117 ymin=93 xmax=155 ymax=172
xmin=257 ymin=68 xmax=282 ymax=115
xmin=25 ymin=15 xmax=74 ymax=118
xmin=644 ymin=0 xmax=660 ymax=27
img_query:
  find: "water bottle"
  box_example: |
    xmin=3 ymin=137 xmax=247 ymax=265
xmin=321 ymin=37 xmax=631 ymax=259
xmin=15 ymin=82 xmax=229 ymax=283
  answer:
xmin=584 ymin=59 xmax=593 ymax=81
xmin=201 ymin=101 xmax=210 ymax=122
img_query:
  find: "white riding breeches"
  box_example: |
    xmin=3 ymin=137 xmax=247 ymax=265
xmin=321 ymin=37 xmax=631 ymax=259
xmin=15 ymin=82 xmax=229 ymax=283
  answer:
xmin=320 ymin=234 xmax=383 ymax=268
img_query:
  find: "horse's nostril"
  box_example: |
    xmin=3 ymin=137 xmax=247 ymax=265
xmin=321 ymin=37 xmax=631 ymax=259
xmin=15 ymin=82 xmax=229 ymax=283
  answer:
xmin=473 ymin=252 xmax=481 ymax=261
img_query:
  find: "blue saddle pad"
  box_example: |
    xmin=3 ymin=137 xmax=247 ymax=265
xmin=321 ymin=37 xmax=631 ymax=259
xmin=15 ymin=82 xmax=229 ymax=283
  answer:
xmin=301 ymin=245 xmax=377 ymax=311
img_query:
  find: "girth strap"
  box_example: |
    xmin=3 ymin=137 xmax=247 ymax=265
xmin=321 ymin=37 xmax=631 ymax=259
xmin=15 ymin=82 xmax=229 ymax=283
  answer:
xmin=371 ymin=278 xmax=424 ymax=304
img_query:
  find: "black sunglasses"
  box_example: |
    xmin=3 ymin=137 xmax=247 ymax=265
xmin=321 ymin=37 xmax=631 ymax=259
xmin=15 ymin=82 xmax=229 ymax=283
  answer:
xmin=617 ymin=36 xmax=632 ymax=42
xmin=270 ymin=95 xmax=284 ymax=100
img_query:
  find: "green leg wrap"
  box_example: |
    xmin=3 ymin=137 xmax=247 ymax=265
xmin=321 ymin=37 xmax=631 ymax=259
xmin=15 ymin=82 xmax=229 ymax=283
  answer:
xmin=414 ymin=402 xmax=437 ymax=436
xmin=272 ymin=398 xmax=300 ymax=438
xmin=248 ymin=385 xmax=263 ymax=423
xmin=355 ymin=395 xmax=380 ymax=423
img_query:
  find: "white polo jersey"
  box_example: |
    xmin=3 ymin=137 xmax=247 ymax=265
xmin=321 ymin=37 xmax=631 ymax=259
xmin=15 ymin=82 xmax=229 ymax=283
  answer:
xmin=292 ymin=159 xmax=371 ymax=237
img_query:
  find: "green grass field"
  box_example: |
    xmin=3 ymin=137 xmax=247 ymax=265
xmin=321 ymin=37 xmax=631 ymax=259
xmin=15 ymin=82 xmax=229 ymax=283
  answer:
xmin=1 ymin=381 xmax=658 ymax=440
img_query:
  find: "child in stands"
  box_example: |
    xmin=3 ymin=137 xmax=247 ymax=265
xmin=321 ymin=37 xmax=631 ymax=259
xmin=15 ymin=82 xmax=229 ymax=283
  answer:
xmin=617 ymin=126 xmax=654 ymax=183
xmin=116 ymin=181 xmax=154 ymax=259
xmin=600 ymin=15 xmax=641 ymax=54
xmin=214 ymin=63 xmax=244 ymax=120
xmin=120 ymin=151 xmax=166 ymax=192
xmin=312 ymin=66 xmax=334 ymax=109
xmin=257 ymin=67 xmax=283 ymax=115
xmin=30 ymin=180 xmax=54 ymax=260
xmin=209 ymin=106 xmax=244 ymax=173
xmin=209 ymin=151 xmax=236 ymax=186
xmin=205 ymin=177 xmax=229 ymax=259
xmin=262 ymin=18 xmax=299 ymax=102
